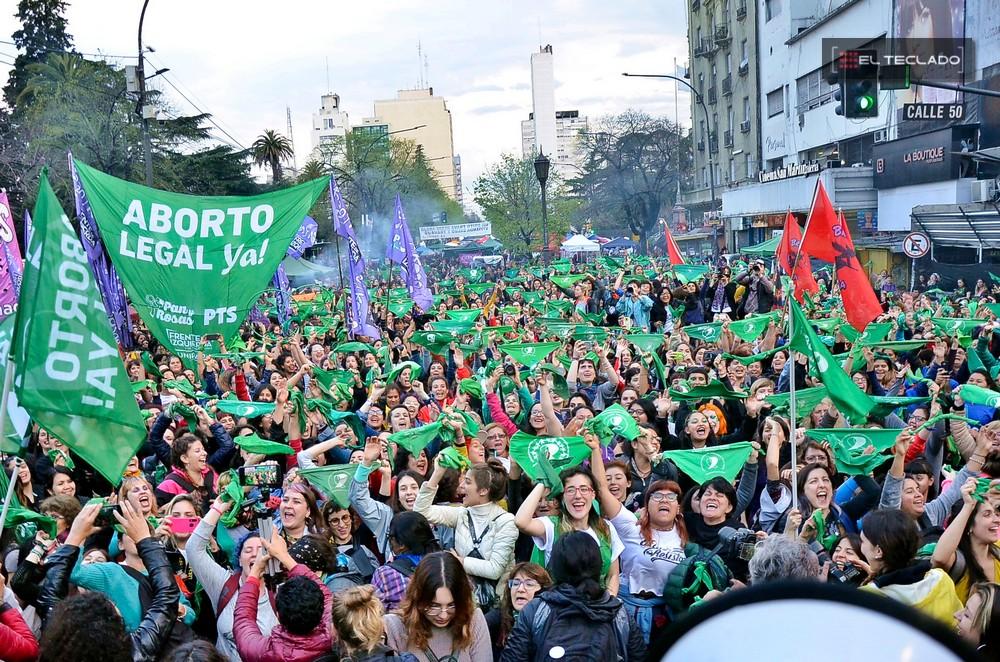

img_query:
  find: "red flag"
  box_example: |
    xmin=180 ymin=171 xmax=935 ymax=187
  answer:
xmin=832 ymin=211 xmax=882 ymax=330
xmin=801 ymin=180 xmax=840 ymax=263
xmin=776 ymin=212 xmax=819 ymax=303
xmin=664 ymin=226 xmax=685 ymax=265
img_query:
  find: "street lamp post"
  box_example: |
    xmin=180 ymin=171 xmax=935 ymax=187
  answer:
xmin=622 ymin=72 xmax=718 ymax=220
xmin=137 ymin=0 xmax=154 ymax=186
xmin=534 ymin=150 xmax=550 ymax=264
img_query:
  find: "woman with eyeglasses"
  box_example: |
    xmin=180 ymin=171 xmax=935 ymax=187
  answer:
xmin=590 ymin=431 xmax=685 ymax=643
xmin=384 ymin=551 xmax=492 ymax=661
xmin=514 ymin=435 xmax=624 ymax=595
xmin=485 ymin=562 xmax=552 ymax=659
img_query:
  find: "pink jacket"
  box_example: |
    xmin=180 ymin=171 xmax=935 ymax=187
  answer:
xmin=486 ymin=392 xmax=518 ymax=437
xmin=233 ymin=564 xmax=333 ymax=662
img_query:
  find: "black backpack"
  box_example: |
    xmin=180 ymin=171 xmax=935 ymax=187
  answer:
xmin=529 ymin=598 xmax=632 ymax=662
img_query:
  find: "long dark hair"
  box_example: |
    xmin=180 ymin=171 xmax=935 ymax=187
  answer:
xmin=954 ymin=499 xmax=1000 ymax=588
xmin=400 ymin=552 xmax=476 ymax=651
xmin=387 ymin=511 xmax=439 ymax=555
xmin=549 ymin=531 xmax=604 ymax=600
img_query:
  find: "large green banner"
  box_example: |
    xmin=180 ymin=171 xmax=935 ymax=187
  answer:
xmin=14 ymin=173 xmax=146 ymax=483
xmin=73 ymin=160 xmax=328 ymax=359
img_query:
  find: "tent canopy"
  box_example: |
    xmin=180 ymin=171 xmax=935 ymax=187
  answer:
xmin=602 ymin=237 xmax=638 ymax=251
xmin=741 ymin=235 xmax=781 ymax=255
xmin=561 ymin=234 xmax=601 ymax=253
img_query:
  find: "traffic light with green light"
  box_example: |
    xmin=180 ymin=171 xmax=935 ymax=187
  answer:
xmin=840 ymin=49 xmax=879 ymax=118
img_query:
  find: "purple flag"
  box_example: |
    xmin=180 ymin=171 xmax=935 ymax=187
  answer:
xmin=286 ymin=216 xmax=318 ymax=259
xmin=387 ymin=195 xmax=432 ymax=311
xmin=272 ymin=266 xmax=292 ymax=324
xmin=0 ymin=191 xmax=21 ymax=320
xmin=331 ymin=178 xmax=381 ymax=339
xmin=70 ymin=155 xmax=133 ymax=347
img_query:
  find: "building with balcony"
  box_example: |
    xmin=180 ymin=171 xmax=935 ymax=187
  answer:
xmin=682 ymin=0 xmax=761 ymax=255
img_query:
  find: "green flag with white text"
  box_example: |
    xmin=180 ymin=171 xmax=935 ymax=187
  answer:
xmin=13 ymin=173 xmax=147 ymax=484
xmin=661 ymin=442 xmax=754 ymax=484
xmin=509 ymin=431 xmax=590 ymax=482
xmin=73 ymin=159 xmax=328 ymax=361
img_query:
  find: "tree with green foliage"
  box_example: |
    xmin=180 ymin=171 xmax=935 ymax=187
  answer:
xmin=3 ymin=0 xmax=74 ymax=110
xmin=571 ymin=110 xmax=691 ymax=253
xmin=331 ymin=131 xmax=460 ymax=228
xmin=473 ymin=153 xmax=572 ymax=253
xmin=0 ymin=49 xmax=259 ymax=224
xmin=251 ymin=129 xmax=294 ymax=184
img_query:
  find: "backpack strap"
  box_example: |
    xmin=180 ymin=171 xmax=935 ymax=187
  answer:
xmin=216 ymin=572 xmax=242 ymax=618
xmin=217 ymin=571 xmax=277 ymax=617
xmin=389 ymin=557 xmax=417 ymax=577
xmin=350 ymin=538 xmax=376 ymax=580
xmin=466 ymin=510 xmax=503 ymax=548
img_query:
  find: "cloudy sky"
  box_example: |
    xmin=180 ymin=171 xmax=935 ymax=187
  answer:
xmin=1 ymin=0 xmax=690 ymax=201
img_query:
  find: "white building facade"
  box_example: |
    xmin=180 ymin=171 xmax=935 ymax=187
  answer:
xmin=309 ymin=93 xmax=350 ymax=164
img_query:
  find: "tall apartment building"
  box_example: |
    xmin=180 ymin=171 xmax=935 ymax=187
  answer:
xmin=521 ymin=110 xmax=589 ymax=179
xmin=682 ymin=0 xmax=762 ymax=255
xmin=309 ymin=93 xmax=350 ymax=164
xmin=528 ymin=45 xmax=558 ymax=160
xmin=371 ymin=88 xmax=459 ymax=202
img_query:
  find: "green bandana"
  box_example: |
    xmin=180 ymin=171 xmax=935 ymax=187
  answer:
xmin=765 ymin=386 xmax=829 ymax=418
xmin=216 ymin=399 xmax=276 ymax=419
xmin=728 ymin=313 xmax=779 ymax=343
xmin=385 ymin=361 xmax=422 ymax=385
xmin=500 ymin=342 xmax=562 ymax=369
xmin=388 ymin=424 xmax=441 ymax=454
xmin=803 ymin=428 xmax=898 ymax=475
xmin=235 ymin=433 xmax=294 ymax=455
xmin=437 ymin=446 xmax=472 ymax=471
xmin=668 ymin=380 xmax=747 ymax=401
xmin=445 ymin=309 xmax=482 ymax=323
xmin=299 ymin=465 xmax=357 ymax=509
xmin=333 ymin=341 xmax=376 ymax=354
xmin=660 ymin=442 xmax=754 ymax=484
xmin=508 ymin=431 xmax=591 ymax=483
xmin=584 ymin=403 xmax=641 ymax=445
xmin=628 ymin=334 xmax=666 ymax=354
xmin=683 ymin=322 xmax=723 ymax=343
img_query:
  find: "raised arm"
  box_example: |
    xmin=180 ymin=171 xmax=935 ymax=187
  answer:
xmin=514 ymin=482 xmax=548 ymax=539
xmin=932 ymin=478 xmax=980 ymax=572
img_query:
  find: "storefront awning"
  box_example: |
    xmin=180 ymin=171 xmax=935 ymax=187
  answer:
xmin=910 ymin=203 xmax=1000 ymax=249
xmin=740 ymin=236 xmax=781 ymax=255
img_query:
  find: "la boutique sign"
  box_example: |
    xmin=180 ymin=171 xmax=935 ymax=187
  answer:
xmin=758 ymin=161 xmax=821 ymax=184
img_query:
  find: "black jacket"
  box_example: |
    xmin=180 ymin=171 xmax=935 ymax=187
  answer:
xmin=500 ymin=585 xmax=644 ymax=661
xmin=38 ymin=538 xmax=180 ymax=662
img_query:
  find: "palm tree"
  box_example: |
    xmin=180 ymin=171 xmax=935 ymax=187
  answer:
xmin=298 ymin=158 xmax=329 ymax=183
xmin=251 ymin=129 xmax=294 ymax=183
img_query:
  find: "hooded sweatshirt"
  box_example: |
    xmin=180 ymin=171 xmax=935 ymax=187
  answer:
xmin=500 ymin=584 xmax=644 ymax=661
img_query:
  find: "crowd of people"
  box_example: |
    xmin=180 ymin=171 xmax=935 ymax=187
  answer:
xmin=2 ymin=252 xmax=1000 ymax=661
